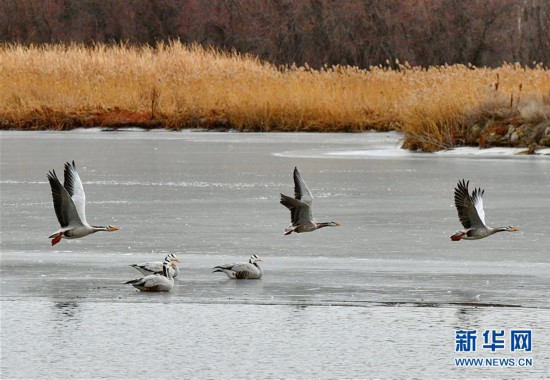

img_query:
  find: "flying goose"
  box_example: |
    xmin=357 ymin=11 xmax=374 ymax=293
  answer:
xmin=130 ymin=253 xmax=181 ymax=278
xmin=280 ymin=167 xmax=340 ymax=235
xmin=212 ymin=255 xmax=263 ymax=279
xmin=451 ymin=179 xmax=519 ymax=241
xmin=47 ymin=161 xmax=119 ymax=246
xmin=125 ymin=257 xmax=174 ymax=292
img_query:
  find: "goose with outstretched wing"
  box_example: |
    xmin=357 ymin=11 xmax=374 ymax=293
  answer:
xmin=451 ymin=179 xmax=519 ymax=241
xmin=47 ymin=161 xmax=119 ymax=246
xmin=280 ymin=167 xmax=340 ymax=235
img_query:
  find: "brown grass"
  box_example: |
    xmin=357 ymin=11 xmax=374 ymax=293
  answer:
xmin=1 ymin=42 xmax=549 ymax=150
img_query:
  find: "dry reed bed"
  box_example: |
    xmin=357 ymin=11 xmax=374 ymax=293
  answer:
xmin=1 ymin=42 xmax=549 ymax=151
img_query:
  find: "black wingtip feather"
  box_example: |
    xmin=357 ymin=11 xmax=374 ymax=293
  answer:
xmin=454 ymin=179 xmax=472 ymax=229
xmin=292 ymin=168 xmax=304 ymax=200
xmin=47 ymin=168 xmax=70 ymax=227
xmin=47 ymin=169 xmax=58 ymax=181
xmin=63 ymin=160 xmax=77 ymax=197
xmin=280 ymin=194 xmax=296 ymax=210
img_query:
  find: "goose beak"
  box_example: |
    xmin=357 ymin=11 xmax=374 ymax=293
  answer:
xmin=108 ymin=226 xmax=120 ymax=231
xmin=335 ymin=222 xmax=341 ymax=226
xmin=174 ymin=258 xmax=181 ymax=263
xmin=511 ymin=228 xmax=519 ymax=232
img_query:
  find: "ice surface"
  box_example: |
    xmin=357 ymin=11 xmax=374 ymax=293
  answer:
xmin=1 ymin=130 xmax=549 ymax=378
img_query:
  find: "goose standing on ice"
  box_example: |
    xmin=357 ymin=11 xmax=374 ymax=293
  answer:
xmin=125 ymin=257 xmax=174 ymax=292
xmin=280 ymin=167 xmax=340 ymax=235
xmin=451 ymin=179 xmax=519 ymax=241
xmin=130 ymin=253 xmax=181 ymax=278
xmin=47 ymin=161 xmax=119 ymax=246
xmin=213 ymin=255 xmax=263 ymax=279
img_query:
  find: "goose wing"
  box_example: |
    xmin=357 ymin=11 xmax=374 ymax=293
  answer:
xmin=215 ymin=262 xmax=255 ymax=278
xmin=126 ymin=274 xmax=168 ymax=288
xmin=130 ymin=262 xmax=161 ymax=275
xmin=230 ymin=263 xmax=252 ymax=272
xmin=293 ymin=167 xmax=313 ymax=205
xmin=280 ymin=193 xmax=313 ymax=226
xmin=63 ymin=161 xmax=88 ymax=224
xmin=454 ymin=179 xmax=486 ymax=229
xmin=141 ymin=274 xmax=170 ymax=288
xmin=47 ymin=169 xmax=84 ymax=228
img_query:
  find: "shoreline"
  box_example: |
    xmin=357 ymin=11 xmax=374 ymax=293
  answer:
xmin=2 ymin=109 xmax=549 ymax=154
xmin=2 ymin=123 xmax=549 ymax=157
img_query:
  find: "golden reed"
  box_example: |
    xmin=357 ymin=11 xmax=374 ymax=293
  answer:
xmin=1 ymin=41 xmax=549 ymax=151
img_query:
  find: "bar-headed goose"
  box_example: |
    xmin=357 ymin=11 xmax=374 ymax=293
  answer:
xmin=125 ymin=257 xmax=174 ymax=292
xmin=280 ymin=167 xmax=340 ymax=235
xmin=213 ymin=255 xmax=263 ymax=279
xmin=451 ymin=179 xmax=519 ymax=241
xmin=130 ymin=253 xmax=181 ymax=278
xmin=47 ymin=161 xmax=119 ymax=246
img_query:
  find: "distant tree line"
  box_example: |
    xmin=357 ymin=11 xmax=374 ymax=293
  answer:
xmin=1 ymin=0 xmax=549 ymax=68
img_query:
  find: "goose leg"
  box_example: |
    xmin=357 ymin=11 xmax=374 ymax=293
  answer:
xmin=450 ymin=231 xmax=465 ymax=241
xmin=51 ymin=233 xmax=63 ymax=246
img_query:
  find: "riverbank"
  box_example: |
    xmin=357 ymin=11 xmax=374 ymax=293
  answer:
xmin=1 ymin=42 xmax=549 ymax=152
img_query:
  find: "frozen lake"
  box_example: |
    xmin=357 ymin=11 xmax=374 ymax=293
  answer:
xmin=1 ymin=130 xmax=549 ymax=378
